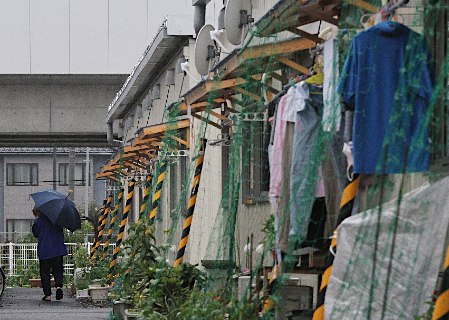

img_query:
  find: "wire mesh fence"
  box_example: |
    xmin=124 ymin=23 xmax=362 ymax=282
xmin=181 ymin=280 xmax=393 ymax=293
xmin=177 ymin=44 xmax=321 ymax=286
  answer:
xmin=0 ymin=242 xmax=113 ymax=277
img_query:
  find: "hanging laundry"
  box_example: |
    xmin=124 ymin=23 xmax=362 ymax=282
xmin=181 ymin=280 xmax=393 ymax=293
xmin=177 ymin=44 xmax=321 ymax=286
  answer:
xmin=339 ymin=21 xmax=434 ymax=174
xmin=269 ymin=94 xmax=290 ymax=198
xmin=289 ymin=82 xmax=326 ymax=246
xmin=322 ymin=38 xmax=342 ymax=133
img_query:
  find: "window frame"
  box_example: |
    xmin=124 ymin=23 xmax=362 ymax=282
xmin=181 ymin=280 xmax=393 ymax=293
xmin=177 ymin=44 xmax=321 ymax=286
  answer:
xmin=58 ymin=163 xmax=90 ymax=186
xmin=429 ymin=2 xmax=449 ymax=172
xmin=6 ymin=219 xmax=34 ymax=242
xmin=6 ymin=163 xmax=39 ymax=186
xmin=241 ymin=119 xmax=270 ymax=205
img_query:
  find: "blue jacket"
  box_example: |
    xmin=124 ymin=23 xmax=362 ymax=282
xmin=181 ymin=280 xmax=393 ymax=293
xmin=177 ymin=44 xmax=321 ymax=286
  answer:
xmin=32 ymin=215 xmax=68 ymax=260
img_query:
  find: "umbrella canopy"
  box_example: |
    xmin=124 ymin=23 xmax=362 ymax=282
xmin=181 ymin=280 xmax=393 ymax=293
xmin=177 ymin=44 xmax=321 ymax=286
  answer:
xmin=30 ymin=189 xmax=81 ymax=232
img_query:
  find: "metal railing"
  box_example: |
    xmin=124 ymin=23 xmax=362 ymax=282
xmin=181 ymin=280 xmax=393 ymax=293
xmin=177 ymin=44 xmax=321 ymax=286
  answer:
xmin=0 ymin=242 xmax=113 ymax=276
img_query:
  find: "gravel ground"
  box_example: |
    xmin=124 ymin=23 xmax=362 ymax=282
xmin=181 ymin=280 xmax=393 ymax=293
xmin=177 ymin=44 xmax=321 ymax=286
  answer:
xmin=0 ymin=287 xmax=111 ymax=320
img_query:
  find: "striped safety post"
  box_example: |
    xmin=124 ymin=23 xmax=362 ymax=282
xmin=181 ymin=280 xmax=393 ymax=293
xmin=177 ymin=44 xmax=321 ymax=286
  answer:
xmin=174 ymin=139 xmax=207 ymax=267
xmin=101 ymin=187 xmax=125 ymax=261
xmin=148 ymin=163 xmax=167 ymax=225
xmin=94 ymin=194 xmax=114 ymax=258
xmin=432 ymin=245 xmax=449 ymax=320
xmin=90 ymin=199 xmax=107 ymax=259
xmin=107 ymin=179 xmax=135 ymax=283
xmin=90 ymin=200 xmax=106 ymax=258
xmin=138 ymin=173 xmax=153 ymax=222
xmin=91 ymin=195 xmax=113 ymax=261
xmin=262 ymin=260 xmax=279 ymax=314
xmin=122 ymin=174 xmax=154 ymax=280
xmin=313 ymin=173 xmax=360 ymax=320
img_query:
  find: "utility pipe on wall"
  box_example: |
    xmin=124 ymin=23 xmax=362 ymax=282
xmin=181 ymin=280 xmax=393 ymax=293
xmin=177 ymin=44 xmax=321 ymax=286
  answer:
xmin=107 ymin=121 xmax=122 ymax=147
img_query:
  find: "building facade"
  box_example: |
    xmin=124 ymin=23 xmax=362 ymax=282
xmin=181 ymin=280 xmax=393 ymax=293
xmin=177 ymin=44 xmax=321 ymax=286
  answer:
xmin=0 ymin=148 xmax=111 ymax=241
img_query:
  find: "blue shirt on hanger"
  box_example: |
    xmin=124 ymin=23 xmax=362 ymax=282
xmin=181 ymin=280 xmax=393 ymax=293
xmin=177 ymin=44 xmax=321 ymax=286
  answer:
xmin=339 ymin=21 xmax=434 ymax=174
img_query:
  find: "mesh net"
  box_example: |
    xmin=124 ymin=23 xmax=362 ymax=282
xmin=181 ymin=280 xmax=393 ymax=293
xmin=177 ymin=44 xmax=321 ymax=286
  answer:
xmin=98 ymin=1 xmax=449 ymax=319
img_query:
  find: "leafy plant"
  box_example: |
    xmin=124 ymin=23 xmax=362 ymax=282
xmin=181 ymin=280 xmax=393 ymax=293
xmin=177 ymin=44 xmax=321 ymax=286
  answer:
xmin=261 ymin=214 xmax=275 ymax=247
xmin=65 ymin=221 xmax=94 ymax=243
xmin=73 ymin=246 xmax=89 ymax=269
xmin=7 ymin=260 xmax=40 ymax=287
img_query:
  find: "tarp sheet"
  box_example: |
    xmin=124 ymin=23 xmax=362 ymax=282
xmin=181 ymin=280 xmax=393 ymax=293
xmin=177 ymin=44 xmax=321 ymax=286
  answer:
xmin=325 ymin=176 xmax=449 ymax=319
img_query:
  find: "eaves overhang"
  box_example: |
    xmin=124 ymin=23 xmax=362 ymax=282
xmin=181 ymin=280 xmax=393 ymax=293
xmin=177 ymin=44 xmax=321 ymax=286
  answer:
xmin=106 ymin=25 xmax=191 ymax=124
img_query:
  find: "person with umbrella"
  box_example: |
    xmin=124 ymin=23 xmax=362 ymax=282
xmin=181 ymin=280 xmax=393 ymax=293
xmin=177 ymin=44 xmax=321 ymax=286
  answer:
xmin=30 ymin=189 xmax=81 ymax=302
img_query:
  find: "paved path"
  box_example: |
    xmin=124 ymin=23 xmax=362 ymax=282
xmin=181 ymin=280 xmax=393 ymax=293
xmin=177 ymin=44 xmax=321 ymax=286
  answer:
xmin=0 ymin=288 xmax=111 ymax=320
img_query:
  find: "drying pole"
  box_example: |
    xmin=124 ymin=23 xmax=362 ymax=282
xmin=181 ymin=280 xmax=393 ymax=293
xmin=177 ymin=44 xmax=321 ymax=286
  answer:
xmin=312 ymin=173 xmax=360 ymax=320
xmin=432 ymin=245 xmax=449 ymax=320
xmin=91 ymin=194 xmax=113 ymax=261
xmin=107 ymin=179 xmax=135 ymax=283
xmin=174 ymin=139 xmax=207 ymax=267
xmin=102 ymin=187 xmax=124 ymax=261
xmin=148 ymin=162 xmax=168 ymax=225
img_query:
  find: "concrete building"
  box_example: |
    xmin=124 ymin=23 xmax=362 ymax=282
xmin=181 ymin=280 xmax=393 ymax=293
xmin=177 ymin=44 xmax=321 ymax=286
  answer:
xmin=0 ymin=147 xmax=111 ymax=241
xmin=100 ymin=0 xmax=299 ymax=266
xmin=0 ymin=1 xmax=194 ymax=237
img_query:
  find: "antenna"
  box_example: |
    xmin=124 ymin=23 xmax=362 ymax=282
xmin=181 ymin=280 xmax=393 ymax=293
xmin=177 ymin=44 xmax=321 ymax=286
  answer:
xmin=194 ymin=24 xmax=217 ymax=77
xmin=225 ymin=0 xmax=253 ymax=46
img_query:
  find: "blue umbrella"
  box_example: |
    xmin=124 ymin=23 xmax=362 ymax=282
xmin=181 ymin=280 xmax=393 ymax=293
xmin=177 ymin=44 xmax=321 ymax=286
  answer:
xmin=30 ymin=189 xmax=81 ymax=232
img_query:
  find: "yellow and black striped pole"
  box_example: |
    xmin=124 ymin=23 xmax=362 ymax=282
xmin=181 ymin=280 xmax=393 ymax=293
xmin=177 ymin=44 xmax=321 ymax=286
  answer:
xmin=101 ymin=187 xmax=124 ymax=261
xmin=90 ymin=200 xmax=106 ymax=258
xmin=313 ymin=173 xmax=360 ymax=320
xmin=148 ymin=163 xmax=167 ymax=225
xmin=122 ymin=174 xmax=154 ymax=280
xmin=138 ymin=174 xmax=153 ymax=222
xmin=174 ymin=139 xmax=207 ymax=267
xmin=432 ymin=245 xmax=449 ymax=320
xmin=93 ymin=194 xmax=113 ymax=260
xmin=91 ymin=195 xmax=113 ymax=261
xmin=107 ymin=179 xmax=135 ymax=282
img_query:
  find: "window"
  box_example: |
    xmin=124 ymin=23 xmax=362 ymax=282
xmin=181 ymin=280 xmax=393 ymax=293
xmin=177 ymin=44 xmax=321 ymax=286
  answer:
xmin=242 ymin=120 xmax=270 ymax=204
xmin=6 ymin=219 xmax=33 ymax=242
xmin=169 ymin=157 xmax=187 ymax=215
xmin=6 ymin=163 xmax=38 ymax=186
xmin=428 ymin=3 xmax=449 ymax=166
xmin=59 ymin=163 xmax=89 ymax=186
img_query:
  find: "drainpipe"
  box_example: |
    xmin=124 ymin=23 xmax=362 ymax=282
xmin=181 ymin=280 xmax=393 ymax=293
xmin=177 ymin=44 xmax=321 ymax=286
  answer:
xmin=107 ymin=121 xmax=122 ymax=147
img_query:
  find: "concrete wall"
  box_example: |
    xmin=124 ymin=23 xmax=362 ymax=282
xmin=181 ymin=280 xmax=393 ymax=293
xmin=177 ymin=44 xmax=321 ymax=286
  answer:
xmin=113 ymin=0 xmax=291 ymax=266
xmin=0 ymin=0 xmax=192 ymax=74
xmin=0 ymin=81 xmax=123 ymax=134
xmin=117 ymin=36 xmax=225 ymax=265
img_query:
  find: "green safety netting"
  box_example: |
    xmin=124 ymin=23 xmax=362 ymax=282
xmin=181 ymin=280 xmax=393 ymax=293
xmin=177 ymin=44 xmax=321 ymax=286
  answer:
xmin=98 ymin=1 xmax=449 ymax=319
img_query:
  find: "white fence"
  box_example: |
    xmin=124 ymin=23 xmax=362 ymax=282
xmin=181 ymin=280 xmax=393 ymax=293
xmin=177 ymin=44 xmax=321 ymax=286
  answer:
xmin=0 ymin=242 xmax=113 ymax=276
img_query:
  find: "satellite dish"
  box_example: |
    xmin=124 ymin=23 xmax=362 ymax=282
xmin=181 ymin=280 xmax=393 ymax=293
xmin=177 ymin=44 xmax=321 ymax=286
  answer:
xmin=225 ymin=0 xmax=253 ymax=45
xmin=194 ymin=24 xmax=217 ymax=77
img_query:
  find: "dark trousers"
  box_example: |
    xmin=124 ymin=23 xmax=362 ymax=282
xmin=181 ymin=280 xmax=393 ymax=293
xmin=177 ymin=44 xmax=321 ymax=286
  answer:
xmin=39 ymin=256 xmax=64 ymax=296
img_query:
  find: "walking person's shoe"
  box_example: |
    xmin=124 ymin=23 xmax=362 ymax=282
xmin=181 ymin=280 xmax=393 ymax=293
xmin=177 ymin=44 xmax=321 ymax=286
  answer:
xmin=55 ymin=288 xmax=63 ymax=300
xmin=42 ymin=295 xmax=51 ymax=302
